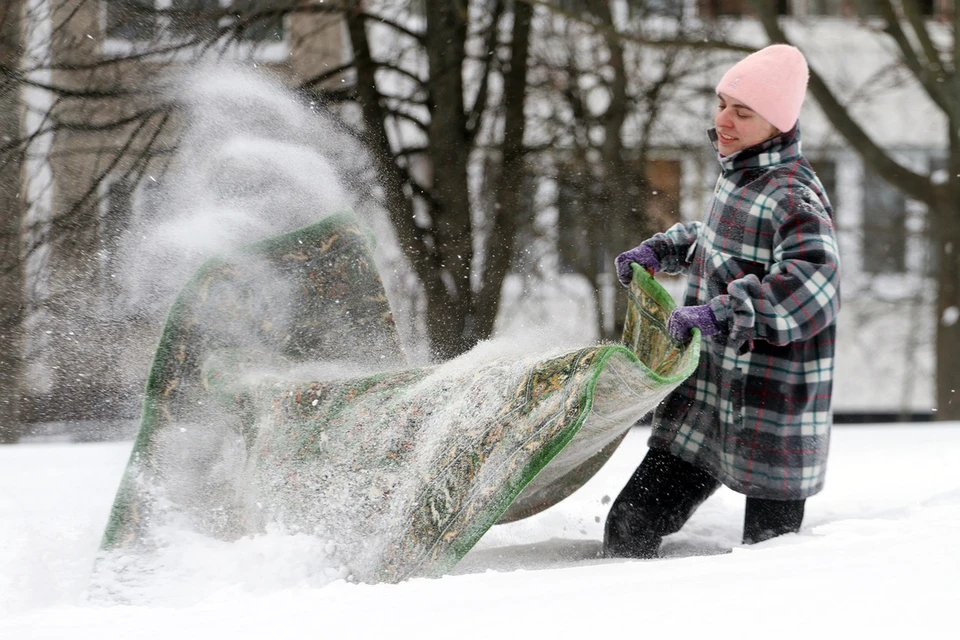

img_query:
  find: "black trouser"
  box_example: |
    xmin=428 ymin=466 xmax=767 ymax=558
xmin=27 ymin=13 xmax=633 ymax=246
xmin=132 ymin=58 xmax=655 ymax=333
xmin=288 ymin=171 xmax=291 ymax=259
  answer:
xmin=603 ymin=448 xmax=805 ymax=558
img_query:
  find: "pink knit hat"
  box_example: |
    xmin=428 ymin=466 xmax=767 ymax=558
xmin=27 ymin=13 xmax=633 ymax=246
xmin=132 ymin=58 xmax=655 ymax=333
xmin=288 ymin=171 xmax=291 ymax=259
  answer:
xmin=715 ymin=44 xmax=809 ymax=133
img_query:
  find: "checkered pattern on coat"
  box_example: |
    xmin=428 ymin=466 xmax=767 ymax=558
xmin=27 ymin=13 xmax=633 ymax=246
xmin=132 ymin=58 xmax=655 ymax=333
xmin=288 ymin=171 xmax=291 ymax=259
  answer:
xmin=642 ymin=125 xmax=841 ymax=500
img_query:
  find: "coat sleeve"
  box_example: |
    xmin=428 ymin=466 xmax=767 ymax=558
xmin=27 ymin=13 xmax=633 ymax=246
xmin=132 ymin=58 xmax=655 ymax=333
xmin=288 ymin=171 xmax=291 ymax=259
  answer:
xmin=708 ymin=190 xmax=840 ymax=349
xmin=642 ymin=221 xmax=702 ymax=276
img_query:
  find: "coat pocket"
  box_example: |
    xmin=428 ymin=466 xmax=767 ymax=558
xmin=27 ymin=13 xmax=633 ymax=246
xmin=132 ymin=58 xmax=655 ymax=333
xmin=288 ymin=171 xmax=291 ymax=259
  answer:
xmin=719 ymin=366 xmax=745 ymax=463
xmin=703 ymin=251 xmax=769 ymax=354
xmin=705 ymin=251 xmax=769 ymax=299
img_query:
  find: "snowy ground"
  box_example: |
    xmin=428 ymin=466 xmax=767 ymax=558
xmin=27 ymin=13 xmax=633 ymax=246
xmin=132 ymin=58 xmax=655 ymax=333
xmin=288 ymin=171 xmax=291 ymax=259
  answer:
xmin=2 ymin=424 xmax=959 ymax=638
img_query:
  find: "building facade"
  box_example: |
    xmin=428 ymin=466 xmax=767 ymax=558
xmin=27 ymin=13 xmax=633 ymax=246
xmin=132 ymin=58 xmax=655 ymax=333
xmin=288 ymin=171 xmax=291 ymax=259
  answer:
xmin=20 ymin=1 xmax=347 ymax=436
xmin=17 ymin=0 xmax=948 ymax=436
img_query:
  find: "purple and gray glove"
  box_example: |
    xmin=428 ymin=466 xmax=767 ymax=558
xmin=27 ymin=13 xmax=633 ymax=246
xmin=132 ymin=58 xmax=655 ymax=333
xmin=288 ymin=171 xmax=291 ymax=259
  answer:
xmin=667 ymin=304 xmax=720 ymax=342
xmin=615 ymin=244 xmax=660 ymax=287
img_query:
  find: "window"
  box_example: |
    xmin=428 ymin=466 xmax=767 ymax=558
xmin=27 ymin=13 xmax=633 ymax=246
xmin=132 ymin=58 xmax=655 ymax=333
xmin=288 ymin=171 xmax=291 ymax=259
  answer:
xmin=99 ymin=177 xmax=163 ymax=251
xmin=169 ymin=0 xmax=222 ymax=40
xmin=556 ymin=165 xmax=604 ymax=275
xmin=231 ymin=0 xmax=284 ymax=42
xmin=643 ymin=0 xmax=685 ymax=18
xmin=801 ymin=0 xmax=939 ymax=17
xmin=923 ymin=206 xmax=940 ymax=277
xmin=850 ymin=0 xmax=936 ymax=16
xmin=862 ymin=169 xmax=907 ymax=274
xmin=105 ymin=0 xmax=156 ymax=40
xmin=98 ymin=176 xmax=164 ymax=310
xmin=807 ymin=157 xmax=837 ymax=207
xmin=103 ymin=0 xmax=285 ymax=44
xmin=698 ymin=0 xmax=791 ymax=17
xmin=644 ymin=158 xmax=682 ymax=228
xmin=922 ymin=156 xmax=947 ymax=277
xmin=101 ymin=179 xmax=133 ymax=250
xmin=98 ymin=179 xmax=131 ymax=297
xmin=803 ymin=0 xmax=844 ymax=15
xmin=555 ymin=0 xmax=592 ymax=14
xmin=555 ymin=156 xmax=683 ymax=274
xmin=554 ymin=1 xmax=686 ymax=20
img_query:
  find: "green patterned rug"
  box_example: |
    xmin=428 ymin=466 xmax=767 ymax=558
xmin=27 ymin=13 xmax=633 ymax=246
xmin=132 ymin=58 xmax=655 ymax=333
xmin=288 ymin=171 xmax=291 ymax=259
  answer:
xmin=99 ymin=211 xmax=699 ymax=584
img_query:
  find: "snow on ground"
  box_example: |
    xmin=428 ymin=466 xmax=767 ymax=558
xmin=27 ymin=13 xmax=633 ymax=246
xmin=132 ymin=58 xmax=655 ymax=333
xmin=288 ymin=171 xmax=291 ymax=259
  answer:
xmin=1 ymin=424 xmax=959 ymax=639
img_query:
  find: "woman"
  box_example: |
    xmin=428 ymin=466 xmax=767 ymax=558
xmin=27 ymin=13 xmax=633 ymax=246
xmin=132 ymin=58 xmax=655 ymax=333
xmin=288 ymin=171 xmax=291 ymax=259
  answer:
xmin=606 ymin=44 xmax=841 ymax=558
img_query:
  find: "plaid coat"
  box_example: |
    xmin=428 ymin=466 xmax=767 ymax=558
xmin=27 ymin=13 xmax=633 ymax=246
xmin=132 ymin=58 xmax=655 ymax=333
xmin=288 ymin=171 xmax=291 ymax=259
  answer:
xmin=643 ymin=125 xmax=840 ymax=500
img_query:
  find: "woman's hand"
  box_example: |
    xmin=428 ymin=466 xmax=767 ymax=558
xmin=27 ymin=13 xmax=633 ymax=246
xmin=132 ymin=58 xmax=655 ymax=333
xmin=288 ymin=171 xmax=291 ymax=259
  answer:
xmin=615 ymin=244 xmax=660 ymax=287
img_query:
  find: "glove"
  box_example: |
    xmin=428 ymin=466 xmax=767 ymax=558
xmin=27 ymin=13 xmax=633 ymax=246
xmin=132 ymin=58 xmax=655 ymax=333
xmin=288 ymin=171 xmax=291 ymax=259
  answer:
xmin=615 ymin=244 xmax=660 ymax=287
xmin=667 ymin=305 xmax=719 ymax=342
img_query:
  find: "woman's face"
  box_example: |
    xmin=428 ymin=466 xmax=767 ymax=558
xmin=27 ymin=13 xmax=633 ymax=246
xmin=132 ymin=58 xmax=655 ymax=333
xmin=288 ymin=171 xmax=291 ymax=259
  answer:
xmin=714 ymin=92 xmax=780 ymax=156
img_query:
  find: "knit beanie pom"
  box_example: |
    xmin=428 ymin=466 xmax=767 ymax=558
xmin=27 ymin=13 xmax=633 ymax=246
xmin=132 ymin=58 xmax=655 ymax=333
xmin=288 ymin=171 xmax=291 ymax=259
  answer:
xmin=715 ymin=44 xmax=809 ymax=133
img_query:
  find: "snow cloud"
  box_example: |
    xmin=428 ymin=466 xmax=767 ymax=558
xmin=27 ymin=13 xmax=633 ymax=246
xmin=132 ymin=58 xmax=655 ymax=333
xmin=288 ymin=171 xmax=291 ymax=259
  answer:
xmin=117 ymin=64 xmax=373 ymax=316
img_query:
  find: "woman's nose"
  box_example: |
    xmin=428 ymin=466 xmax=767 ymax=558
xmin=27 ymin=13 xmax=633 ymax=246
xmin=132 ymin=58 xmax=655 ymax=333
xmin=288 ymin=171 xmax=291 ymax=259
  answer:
xmin=716 ymin=107 xmax=732 ymax=128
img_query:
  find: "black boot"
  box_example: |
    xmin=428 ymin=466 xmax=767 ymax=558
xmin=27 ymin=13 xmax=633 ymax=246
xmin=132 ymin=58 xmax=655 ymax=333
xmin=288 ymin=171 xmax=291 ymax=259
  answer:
xmin=742 ymin=497 xmax=805 ymax=545
xmin=603 ymin=448 xmax=720 ymax=559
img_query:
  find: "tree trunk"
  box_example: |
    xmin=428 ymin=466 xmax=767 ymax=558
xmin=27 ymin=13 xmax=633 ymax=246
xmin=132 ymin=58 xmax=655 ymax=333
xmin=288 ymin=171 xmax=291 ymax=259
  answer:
xmin=593 ymin=0 xmax=634 ymax=342
xmin=423 ymin=0 xmax=473 ymax=360
xmin=473 ymin=0 xmax=532 ymax=340
xmin=0 ymin=0 xmax=24 ymax=443
xmin=934 ymin=131 xmax=960 ymax=420
xmin=586 ymin=0 xmax=654 ymax=342
xmin=346 ymin=2 xmax=528 ymax=362
xmin=343 ymin=6 xmax=426 ymax=281
xmin=345 ymin=2 xmax=468 ymax=362
xmin=747 ymin=0 xmax=956 ymax=418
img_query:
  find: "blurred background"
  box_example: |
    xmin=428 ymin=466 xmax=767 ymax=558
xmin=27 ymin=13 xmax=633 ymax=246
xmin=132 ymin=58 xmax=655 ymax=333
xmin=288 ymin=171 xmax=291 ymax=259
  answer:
xmin=0 ymin=0 xmax=955 ymax=443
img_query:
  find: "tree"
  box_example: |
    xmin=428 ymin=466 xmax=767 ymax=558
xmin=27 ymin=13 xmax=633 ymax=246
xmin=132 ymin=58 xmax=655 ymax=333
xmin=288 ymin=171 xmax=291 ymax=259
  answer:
xmin=336 ymin=0 xmax=535 ymax=359
xmin=0 ymin=0 xmax=25 ymax=443
xmin=336 ymin=1 xmax=715 ymax=352
xmin=746 ymin=0 xmax=960 ymax=419
xmin=1 ymin=1 xmax=713 ymax=431
xmin=528 ymin=1 xmax=715 ymax=340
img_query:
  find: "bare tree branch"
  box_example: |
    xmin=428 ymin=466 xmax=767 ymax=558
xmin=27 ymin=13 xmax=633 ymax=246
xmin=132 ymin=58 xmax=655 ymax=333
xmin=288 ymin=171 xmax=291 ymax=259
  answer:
xmin=748 ymin=0 xmax=935 ymax=205
xmin=857 ymin=0 xmax=953 ymax=117
xmin=465 ymin=0 xmax=503 ymax=142
xmin=473 ymin=0 xmax=532 ymax=340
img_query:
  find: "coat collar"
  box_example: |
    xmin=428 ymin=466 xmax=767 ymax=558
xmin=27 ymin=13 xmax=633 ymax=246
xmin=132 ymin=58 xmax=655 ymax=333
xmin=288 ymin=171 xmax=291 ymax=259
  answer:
xmin=708 ymin=123 xmax=802 ymax=173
